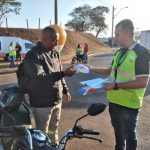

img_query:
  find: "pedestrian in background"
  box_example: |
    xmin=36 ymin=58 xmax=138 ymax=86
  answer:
xmin=15 ymin=42 xmax=22 ymax=66
xmin=76 ymin=44 xmax=83 ymax=55
xmin=83 ymin=43 xmax=89 ymax=62
xmin=84 ymin=19 xmax=149 ymax=150
xmin=76 ymin=44 xmax=83 ymax=61
xmin=23 ymin=26 xmax=76 ymax=146
xmin=9 ymin=42 xmax=16 ymax=68
xmin=15 ymin=42 xmax=22 ymax=61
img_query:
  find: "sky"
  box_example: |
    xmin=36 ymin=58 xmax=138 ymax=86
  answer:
xmin=1 ymin=0 xmax=150 ymax=37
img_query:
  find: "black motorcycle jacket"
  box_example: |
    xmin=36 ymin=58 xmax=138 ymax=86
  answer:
xmin=23 ymin=42 xmax=68 ymax=107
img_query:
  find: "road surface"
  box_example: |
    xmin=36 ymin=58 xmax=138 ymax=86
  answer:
xmin=0 ymin=52 xmax=149 ymax=150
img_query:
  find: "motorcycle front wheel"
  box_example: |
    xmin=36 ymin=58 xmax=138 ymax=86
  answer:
xmin=71 ymin=56 xmax=77 ymax=64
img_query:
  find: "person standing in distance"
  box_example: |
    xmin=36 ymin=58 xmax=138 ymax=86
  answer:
xmin=84 ymin=19 xmax=149 ymax=150
xmin=83 ymin=43 xmax=89 ymax=62
xmin=23 ymin=26 xmax=76 ymax=146
xmin=9 ymin=42 xmax=16 ymax=68
xmin=15 ymin=42 xmax=22 ymax=66
xmin=15 ymin=42 xmax=22 ymax=61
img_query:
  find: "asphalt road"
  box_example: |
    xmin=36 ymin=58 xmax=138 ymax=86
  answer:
xmin=0 ymin=52 xmax=149 ymax=149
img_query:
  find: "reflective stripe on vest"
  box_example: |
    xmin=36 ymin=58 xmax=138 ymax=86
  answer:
xmin=107 ymin=49 xmax=146 ymax=109
xmin=111 ymin=69 xmax=135 ymax=82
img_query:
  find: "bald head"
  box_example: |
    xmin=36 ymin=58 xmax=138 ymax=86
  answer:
xmin=41 ymin=26 xmax=59 ymax=50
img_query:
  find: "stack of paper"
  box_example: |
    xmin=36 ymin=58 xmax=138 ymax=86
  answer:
xmin=79 ymin=78 xmax=109 ymax=95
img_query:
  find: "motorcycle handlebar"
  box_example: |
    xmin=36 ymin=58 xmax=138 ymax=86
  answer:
xmin=81 ymin=128 xmax=99 ymax=135
xmin=74 ymin=125 xmax=99 ymax=135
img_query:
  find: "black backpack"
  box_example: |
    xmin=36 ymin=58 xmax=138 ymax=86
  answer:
xmin=16 ymin=61 xmax=30 ymax=94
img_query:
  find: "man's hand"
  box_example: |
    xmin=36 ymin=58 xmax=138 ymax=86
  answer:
xmin=83 ymin=63 xmax=93 ymax=70
xmin=63 ymin=93 xmax=71 ymax=102
xmin=64 ymin=65 xmax=76 ymax=77
xmin=103 ymin=82 xmax=115 ymax=91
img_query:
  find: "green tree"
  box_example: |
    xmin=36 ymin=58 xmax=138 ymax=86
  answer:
xmin=90 ymin=6 xmax=109 ymax=37
xmin=65 ymin=5 xmax=92 ymax=32
xmin=65 ymin=4 xmax=109 ymax=37
xmin=0 ymin=0 xmax=21 ymax=26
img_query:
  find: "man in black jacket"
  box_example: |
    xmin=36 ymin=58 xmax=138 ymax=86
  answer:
xmin=15 ymin=42 xmax=22 ymax=61
xmin=23 ymin=26 xmax=76 ymax=145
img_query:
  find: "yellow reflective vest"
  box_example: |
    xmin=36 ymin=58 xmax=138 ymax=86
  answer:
xmin=107 ymin=48 xmax=147 ymax=109
xmin=9 ymin=45 xmax=16 ymax=56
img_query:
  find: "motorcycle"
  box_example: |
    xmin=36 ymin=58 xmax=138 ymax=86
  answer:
xmin=71 ymin=52 xmax=85 ymax=64
xmin=0 ymin=85 xmax=106 ymax=150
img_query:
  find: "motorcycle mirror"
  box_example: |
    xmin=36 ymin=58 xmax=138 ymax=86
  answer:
xmin=87 ymin=103 xmax=106 ymax=116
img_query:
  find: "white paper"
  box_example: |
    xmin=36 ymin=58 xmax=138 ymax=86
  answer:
xmin=79 ymin=78 xmax=110 ymax=95
xmin=80 ymin=78 xmax=109 ymax=89
xmin=75 ymin=64 xmax=89 ymax=74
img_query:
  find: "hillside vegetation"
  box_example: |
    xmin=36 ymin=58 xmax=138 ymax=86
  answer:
xmin=0 ymin=28 xmax=112 ymax=62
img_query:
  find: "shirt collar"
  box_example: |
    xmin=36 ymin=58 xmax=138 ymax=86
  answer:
xmin=118 ymin=41 xmax=138 ymax=51
xmin=128 ymin=41 xmax=138 ymax=50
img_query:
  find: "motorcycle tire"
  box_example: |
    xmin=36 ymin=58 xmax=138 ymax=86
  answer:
xmin=71 ymin=57 xmax=77 ymax=64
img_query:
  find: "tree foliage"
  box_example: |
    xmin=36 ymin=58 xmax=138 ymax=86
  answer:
xmin=0 ymin=0 xmax=21 ymax=26
xmin=90 ymin=6 xmax=109 ymax=37
xmin=65 ymin=4 xmax=109 ymax=37
xmin=65 ymin=5 xmax=92 ymax=32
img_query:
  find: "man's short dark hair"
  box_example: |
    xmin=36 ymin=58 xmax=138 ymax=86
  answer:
xmin=116 ymin=19 xmax=134 ymax=36
xmin=42 ymin=26 xmax=57 ymax=37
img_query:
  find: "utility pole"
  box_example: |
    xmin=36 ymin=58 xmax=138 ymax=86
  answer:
xmin=111 ymin=6 xmax=128 ymax=48
xmin=26 ymin=19 xmax=28 ymax=29
xmin=54 ymin=0 xmax=58 ymax=24
xmin=38 ymin=18 xmax=40 ymax=29
xmin=111 ymin=5 xmax=115 ymax=48
xmin=6 ymin=18 xmax=8 ymax=28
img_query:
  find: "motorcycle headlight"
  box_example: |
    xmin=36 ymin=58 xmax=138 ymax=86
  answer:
xmin=32 ymin=130 xmax=47 ymax=142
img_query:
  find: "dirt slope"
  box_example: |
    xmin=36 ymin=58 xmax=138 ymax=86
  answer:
xmin=0 ymin=27 xmax=112 ymax=62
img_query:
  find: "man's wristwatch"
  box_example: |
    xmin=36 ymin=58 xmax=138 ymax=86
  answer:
xmin=113 ymin=83 xmax=119 ymax=90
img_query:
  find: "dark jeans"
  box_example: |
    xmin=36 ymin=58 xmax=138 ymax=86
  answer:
xmin=83 ymin=52 xmax=88 ymax=61
xmin=109 ymin=103 xmax=139 ymax=150
xmin=9 ymin=56 xmax=15 ymax=67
